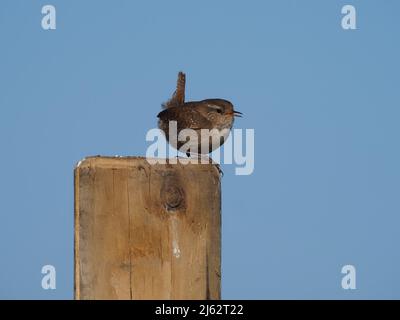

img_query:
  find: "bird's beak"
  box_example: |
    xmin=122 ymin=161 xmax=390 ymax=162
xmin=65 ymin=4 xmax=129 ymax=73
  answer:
xmin=233 ymin=110 xmax=243 ymax=117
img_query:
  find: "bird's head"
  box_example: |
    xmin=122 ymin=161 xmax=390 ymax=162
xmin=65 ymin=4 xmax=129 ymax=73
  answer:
xmin=199 ymin=99 xmax=242 ymax=129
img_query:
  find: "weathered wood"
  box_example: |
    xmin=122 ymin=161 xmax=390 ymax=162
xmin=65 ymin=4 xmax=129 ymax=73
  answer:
xmin=74 ymin=157 xmax=221 ymax=300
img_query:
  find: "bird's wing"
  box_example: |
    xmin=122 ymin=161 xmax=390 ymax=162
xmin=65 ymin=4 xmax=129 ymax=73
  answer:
xmin=162 ymin=72 xmax=186 ymax=109
xmin=157 ymin=106 xmax=213 ymax=131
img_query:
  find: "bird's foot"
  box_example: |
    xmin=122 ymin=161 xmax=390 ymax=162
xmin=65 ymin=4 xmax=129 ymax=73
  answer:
xmin=186 ymin=152 xmax=224 ymax=177
xmin=214 ymin=163 xmax=224 ymax=177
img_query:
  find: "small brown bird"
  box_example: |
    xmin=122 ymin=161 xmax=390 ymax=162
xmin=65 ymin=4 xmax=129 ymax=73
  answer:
xmin=158 ymin=72 xmax=242 ymax=156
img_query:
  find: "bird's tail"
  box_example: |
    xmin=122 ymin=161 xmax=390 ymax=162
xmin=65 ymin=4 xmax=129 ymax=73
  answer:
xmin=162 ymin=71 xmax=186 ymax=109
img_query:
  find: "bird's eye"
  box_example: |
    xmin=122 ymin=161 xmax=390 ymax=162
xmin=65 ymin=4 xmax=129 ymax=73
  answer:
xmin=216 ymin=109 xmax=222 ymax=114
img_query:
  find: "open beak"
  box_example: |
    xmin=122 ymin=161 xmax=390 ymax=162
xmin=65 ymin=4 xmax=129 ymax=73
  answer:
xmin=233 ymin=110 xmax=243 ymax=117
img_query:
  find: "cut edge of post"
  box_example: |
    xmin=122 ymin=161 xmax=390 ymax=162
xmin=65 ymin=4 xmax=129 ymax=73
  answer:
xmin=74 ymin=156 xmax=221 ymax=176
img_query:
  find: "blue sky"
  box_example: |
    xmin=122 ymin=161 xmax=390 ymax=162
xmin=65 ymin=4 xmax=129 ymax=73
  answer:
xmin=0 ymin=0 xmax=399 ymax=299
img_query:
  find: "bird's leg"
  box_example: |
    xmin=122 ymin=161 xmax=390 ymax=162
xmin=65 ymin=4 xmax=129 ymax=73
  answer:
xmin=186 ymin=152 xmax=211 ymax=163
xmin=165 ymin=152 xmax=187 ymax=164
xmin=186 ymin=152 xmax=224 ymax=177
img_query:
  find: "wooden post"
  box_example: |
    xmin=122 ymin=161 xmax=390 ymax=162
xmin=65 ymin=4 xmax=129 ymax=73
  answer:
xmin=74 ymin=156 xmax=221 ymax=300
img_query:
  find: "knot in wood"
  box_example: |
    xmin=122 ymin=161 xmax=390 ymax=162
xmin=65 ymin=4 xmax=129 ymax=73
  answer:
xmin=163 ymin=185 xmax=184 ymax=211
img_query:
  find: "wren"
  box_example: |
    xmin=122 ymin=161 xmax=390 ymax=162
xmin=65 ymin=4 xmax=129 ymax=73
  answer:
xmin=157 ymin=72 xmax=242 ymax=157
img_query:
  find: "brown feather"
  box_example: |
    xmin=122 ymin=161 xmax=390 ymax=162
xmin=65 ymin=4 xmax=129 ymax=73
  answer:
xmin=158 ymin=105 xmax=213 ymax=132
xmin=162 ymin=71 xmax=186 ymax=109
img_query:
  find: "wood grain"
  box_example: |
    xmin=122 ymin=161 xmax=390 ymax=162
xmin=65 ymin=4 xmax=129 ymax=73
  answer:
xmin=74 ymin=157 xmax=221 ymax=300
